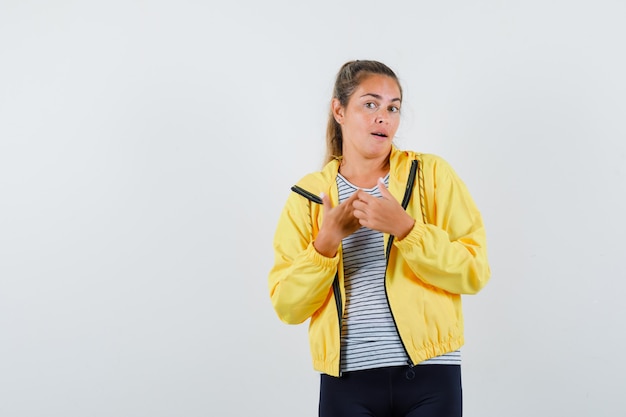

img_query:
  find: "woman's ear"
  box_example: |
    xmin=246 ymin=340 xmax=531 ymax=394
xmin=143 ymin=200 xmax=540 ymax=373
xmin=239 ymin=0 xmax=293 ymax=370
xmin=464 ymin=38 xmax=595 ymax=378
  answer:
xmin=331 ymin=98 xmax=344 ymax=124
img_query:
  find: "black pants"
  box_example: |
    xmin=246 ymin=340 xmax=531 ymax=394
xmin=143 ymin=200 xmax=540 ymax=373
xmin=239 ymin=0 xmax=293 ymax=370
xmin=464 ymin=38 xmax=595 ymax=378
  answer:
xmin=319 ymin=365 xmax=462 ymax=417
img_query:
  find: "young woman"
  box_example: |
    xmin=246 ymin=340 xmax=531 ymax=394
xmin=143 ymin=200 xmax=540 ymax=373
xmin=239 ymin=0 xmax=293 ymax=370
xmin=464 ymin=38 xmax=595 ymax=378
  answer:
xmin=268 ymin=60 xmax=491 ymax=417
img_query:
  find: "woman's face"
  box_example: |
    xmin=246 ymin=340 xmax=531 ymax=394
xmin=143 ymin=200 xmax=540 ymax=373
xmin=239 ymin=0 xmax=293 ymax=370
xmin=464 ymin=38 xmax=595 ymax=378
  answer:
xmin=333 ymin=74 xmax=402 ymax=162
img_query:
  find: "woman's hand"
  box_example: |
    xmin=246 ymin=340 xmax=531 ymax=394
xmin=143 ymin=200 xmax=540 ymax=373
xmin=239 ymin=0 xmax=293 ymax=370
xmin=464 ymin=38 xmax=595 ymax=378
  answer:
xmin=313 ymin=191 xmax=362 ymax=257
xmin=353 ymin=178 xmax=415 ymax=240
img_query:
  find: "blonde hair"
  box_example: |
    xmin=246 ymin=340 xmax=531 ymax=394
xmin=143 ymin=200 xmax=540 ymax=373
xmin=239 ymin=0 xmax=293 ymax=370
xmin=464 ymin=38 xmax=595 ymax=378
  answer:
xmin=324 ymin=60 xmax=402 ymax=165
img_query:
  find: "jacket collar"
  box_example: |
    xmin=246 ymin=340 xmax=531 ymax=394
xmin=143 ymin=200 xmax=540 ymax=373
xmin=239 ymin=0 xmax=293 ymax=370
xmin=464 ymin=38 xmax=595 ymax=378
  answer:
xmin=319 ymin=145 xmax=416 ymax=203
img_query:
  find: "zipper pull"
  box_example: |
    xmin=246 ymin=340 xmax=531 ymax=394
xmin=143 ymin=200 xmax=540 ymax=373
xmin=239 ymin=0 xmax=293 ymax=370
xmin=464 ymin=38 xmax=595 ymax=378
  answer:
xmin=405 ymin=362 xmax=416 ymax=380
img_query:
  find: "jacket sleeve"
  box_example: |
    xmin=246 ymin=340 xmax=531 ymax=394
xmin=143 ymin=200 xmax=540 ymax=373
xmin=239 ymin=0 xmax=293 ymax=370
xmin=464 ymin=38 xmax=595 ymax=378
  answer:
xmin=268 ymin=192 xmax=340 ymax=324
xmin=394 ymin=158 xmax=491 ymax=295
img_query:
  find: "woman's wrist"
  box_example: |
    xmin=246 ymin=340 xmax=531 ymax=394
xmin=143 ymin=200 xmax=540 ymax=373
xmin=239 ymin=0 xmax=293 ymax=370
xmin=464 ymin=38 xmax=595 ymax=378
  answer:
xmin=394 ymin=215 xmax=416 ymax=241
xmin=313 ymin=230 xmax=340 ymax=257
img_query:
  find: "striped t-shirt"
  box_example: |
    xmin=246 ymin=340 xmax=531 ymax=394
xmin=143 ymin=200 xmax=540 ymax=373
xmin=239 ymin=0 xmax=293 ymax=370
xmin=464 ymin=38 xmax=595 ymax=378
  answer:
xmin=337 ymin=173 xmax=460 ymax=373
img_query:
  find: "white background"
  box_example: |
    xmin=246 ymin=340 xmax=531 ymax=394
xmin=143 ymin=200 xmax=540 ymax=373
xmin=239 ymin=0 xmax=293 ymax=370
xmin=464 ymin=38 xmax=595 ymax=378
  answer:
xmin=1 ymin=1 xmax=625 ymax=416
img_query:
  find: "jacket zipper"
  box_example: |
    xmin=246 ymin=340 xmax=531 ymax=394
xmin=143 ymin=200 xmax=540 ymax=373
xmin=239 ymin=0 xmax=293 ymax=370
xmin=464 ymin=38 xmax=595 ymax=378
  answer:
xmin=332 ymin=273 xmax=343 ymax=376
xmin=384 ymin=160 xmax=419 ymax=369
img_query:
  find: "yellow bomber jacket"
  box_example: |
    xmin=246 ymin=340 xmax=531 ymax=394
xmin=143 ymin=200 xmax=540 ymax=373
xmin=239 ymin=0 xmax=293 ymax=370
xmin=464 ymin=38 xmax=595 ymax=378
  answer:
xmin=268 ymin=147 xmax=491 ymax=377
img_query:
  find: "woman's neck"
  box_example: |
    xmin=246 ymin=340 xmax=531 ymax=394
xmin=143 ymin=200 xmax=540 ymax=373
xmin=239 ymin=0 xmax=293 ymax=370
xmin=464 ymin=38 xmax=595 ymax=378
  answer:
xmin=338 ymin=155 xmax=390 ymax=189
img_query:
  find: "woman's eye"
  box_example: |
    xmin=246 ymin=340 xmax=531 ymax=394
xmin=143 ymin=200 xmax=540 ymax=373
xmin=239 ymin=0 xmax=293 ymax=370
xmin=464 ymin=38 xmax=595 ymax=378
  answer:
xmin=365 ymin=102 xmax=377 ymax=109
xmin=389 ymin=106 xmax=400 ymax=113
